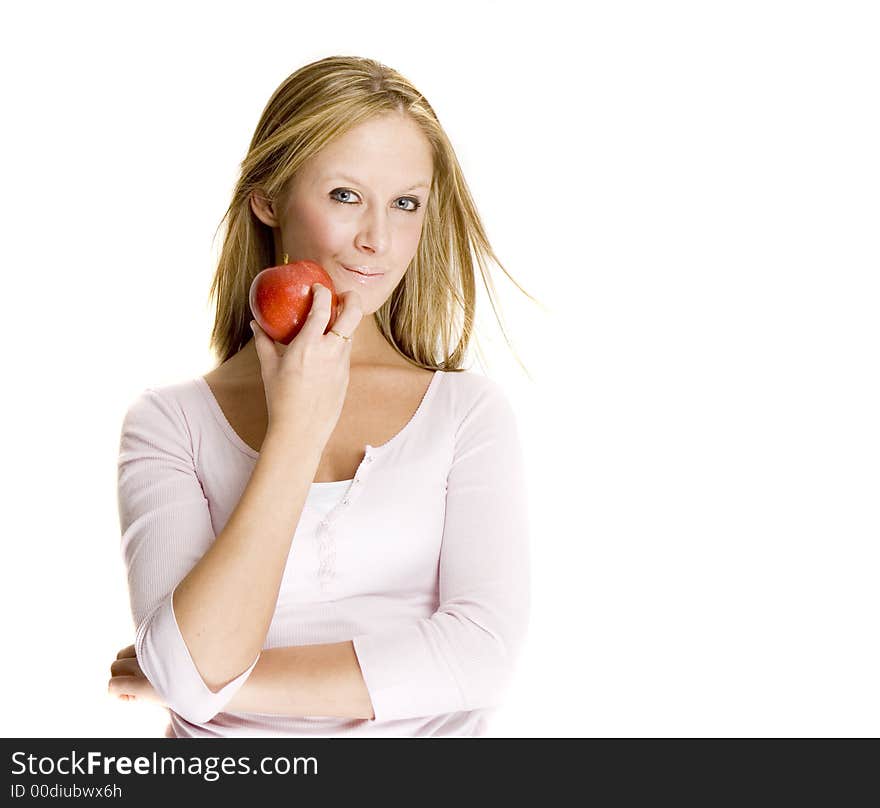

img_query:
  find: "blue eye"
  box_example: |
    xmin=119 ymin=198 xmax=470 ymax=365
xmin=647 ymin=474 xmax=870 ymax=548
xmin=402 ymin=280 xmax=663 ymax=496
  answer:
xmin=329 ymin=188 xmax=422 ymax=213
xmin=330 ymin=188 xmax=357 ymax=204
xmin=395 ymin=197 xmax=421 ymax=212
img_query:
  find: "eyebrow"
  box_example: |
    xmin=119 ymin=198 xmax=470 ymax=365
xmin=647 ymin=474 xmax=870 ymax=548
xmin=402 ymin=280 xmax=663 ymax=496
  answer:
xmin=326 ymin=174 xmax=431 ymax=192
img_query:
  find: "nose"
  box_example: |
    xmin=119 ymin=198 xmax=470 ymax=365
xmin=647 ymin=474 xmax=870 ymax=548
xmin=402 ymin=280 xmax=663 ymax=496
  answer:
xmin=355 ymin=206 xmax=390 ymax=255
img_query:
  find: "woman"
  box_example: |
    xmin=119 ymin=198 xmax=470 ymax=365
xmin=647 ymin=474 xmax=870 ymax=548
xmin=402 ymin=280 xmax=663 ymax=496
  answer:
xmin=109 ymin=55 xmax=534 ymax=737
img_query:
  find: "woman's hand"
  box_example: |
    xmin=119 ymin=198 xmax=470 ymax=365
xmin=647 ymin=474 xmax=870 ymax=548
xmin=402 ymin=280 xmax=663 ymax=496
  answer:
xmin=108 ymin=644 xmax=162 ymax=705
xmin=250 ymin=284 xmax=364 ymax=446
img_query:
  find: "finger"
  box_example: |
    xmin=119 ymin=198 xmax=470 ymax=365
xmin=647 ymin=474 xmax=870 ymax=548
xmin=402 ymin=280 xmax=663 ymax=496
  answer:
xmin=109 ymin=676 xmax=160 ymax=703
xmin=116 ymin=644 xmax=136 ymax=660
xmin=110 ymin=658 xmax=139 ymax=677
xmin=294 ymin=284 xmax=335 ymax=342
xmin=326 ymin=288 xmax=365 ymax=340
xmin=107 ymin=675 xmax=141 ymax=697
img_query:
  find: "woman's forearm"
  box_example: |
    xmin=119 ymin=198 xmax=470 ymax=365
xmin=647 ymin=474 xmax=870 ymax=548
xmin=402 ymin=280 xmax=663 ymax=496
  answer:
xmin=172 ymin=424 xmax=325 ymax=692
xmin=224 ymin=641 xmax=375 ymax=719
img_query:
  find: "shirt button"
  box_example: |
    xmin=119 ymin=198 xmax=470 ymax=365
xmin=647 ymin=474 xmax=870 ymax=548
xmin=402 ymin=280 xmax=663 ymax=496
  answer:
xmin=366 ymin=456 xmax=373 ymax=463
xmin=342 ymin=498 xmax=350 ymax=505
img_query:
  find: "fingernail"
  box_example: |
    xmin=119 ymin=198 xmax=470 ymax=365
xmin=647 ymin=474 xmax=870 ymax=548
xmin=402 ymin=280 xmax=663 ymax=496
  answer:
xmin=249 ymin=321 xmax=256 ymax=334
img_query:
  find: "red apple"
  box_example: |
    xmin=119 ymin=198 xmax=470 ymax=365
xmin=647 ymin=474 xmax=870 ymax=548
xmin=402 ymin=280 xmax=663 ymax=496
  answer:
xmin=248 ymin=258 xmax=339 ymax=344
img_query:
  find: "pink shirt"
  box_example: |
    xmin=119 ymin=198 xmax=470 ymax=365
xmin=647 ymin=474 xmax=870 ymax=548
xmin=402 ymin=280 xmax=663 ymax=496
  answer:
xmin=117 ymin=369 xmax=530 ymax=737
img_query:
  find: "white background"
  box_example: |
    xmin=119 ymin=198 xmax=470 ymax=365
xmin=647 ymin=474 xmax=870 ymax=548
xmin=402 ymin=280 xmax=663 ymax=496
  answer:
xmin=1 ymin=1 xmax=877 ymax=737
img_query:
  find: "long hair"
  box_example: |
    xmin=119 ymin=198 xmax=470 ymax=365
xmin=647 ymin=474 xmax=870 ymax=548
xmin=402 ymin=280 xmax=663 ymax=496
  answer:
xmin=207 ymin=55 xmax=544 ymax=376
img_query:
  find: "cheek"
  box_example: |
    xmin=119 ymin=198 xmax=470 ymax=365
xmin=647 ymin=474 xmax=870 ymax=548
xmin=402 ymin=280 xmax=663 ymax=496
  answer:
xmin=289 ymin=203 xmax=346 ymax=251
xmin=398 ymin=216 xmax=426 ymax=253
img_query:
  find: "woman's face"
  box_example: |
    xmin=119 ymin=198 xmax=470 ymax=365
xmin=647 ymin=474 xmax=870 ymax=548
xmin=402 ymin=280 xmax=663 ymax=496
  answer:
xmin=251 ymin=112 xmax=434 ymax=314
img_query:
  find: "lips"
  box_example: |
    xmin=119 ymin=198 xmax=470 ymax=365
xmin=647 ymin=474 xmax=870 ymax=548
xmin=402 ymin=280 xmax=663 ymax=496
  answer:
xmin=341 ymin=263 xmax=384 ymax=277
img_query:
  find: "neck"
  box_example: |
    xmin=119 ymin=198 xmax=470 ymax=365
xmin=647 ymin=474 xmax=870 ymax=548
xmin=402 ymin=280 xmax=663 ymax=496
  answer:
xmin=348 ymin=313 xmax=402 ymax=366
xmin=234 ymin=314 xmax=407 ymax=378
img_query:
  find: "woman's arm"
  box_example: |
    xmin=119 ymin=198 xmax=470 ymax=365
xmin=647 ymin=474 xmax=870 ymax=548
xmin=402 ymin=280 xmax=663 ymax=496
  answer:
xmin=349 ymin=381 xmax=531 ymax=722
xmin=110 ymin=640 xmax=374 ymax=719
xmin=118 ymin=389 xmax=324 ymax=724
xmin=224 ymin=641 xmax=374 ymax=719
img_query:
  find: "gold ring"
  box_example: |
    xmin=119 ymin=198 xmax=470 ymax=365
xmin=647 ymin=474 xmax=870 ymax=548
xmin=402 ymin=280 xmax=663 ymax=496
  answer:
xmin=329 ymin=329 xmax=351 ymax=341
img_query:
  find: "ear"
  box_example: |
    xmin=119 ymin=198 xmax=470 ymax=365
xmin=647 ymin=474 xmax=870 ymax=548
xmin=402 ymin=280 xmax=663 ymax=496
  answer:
xmin=249 ymin=190 xmax=280 ymax=227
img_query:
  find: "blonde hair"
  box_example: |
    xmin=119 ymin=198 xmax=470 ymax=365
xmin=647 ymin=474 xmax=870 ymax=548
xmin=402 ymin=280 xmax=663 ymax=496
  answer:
xmin=208 ymin=55 xmax=544 ymax=376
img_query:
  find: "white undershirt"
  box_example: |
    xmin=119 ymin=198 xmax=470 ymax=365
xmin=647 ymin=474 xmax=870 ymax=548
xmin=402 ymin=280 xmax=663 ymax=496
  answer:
xmin=307 ymin=479 xmax=354 ymax=516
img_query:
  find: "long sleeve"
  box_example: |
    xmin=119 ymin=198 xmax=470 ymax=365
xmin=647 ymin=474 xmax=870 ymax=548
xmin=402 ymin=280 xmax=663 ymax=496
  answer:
xmin=351 ymin=380 xmax=531 ymax=721
xmin=117 ymin=389 xmax=259 ymax=725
